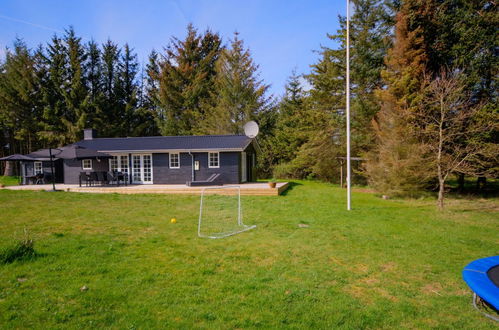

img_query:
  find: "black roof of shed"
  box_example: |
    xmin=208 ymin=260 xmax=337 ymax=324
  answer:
xmin=74 ymin=135 xmax=253 ymax=152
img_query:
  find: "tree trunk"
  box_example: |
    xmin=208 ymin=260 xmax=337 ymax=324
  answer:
xmin=476 ymin=177 xmax=486 ymax=190
xmin=457 ymin=173 xmax=465 ymax=192
xmin=437 ymin=176 xmax=445 ymax=211
xmin=3 ymin=161 xmax=15 ymax=176
xmin=437 ymin=99 xmax=445 ymax=210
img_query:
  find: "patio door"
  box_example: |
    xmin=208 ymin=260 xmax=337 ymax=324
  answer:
xmin=132 ymin=154 xmax=153 ymax=184
xmin=109 ymin=155 xmax=129 ymax=176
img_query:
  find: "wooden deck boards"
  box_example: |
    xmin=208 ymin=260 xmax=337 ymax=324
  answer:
xmin=4 ymin=182 xmax=290 ymax=196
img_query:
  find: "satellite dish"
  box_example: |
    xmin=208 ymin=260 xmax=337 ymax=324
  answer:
xmin=243 ymin=121 xmax=259 ymax=138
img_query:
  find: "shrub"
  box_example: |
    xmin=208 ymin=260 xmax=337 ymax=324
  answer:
xmin=0 ymin=229 xmax=36 ymax=264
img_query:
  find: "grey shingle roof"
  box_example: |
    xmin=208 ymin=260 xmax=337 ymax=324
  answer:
xmin=74 ymin=135 xmax=253 ymax=152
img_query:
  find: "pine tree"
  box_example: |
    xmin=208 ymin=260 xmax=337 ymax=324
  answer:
xmin=115 ymin=43 xmax=139 ymax=136
xmin=84 ymin=40 xmax=102 ymax=126
xmin=349 ymin=0 xmax=397 ymax=151
xmin=133 ymin=50 xmax=160 ymax=136
xmin=278 ymin=0 xmax=396 ymax=182
xmin=199 ymin=32 xmax=271 ymax=135
xmin=365 ymin=0 xmax=437 ymax=195
xmin=98 ymin=39 xmax=121 ymax=137
xmin=0 ymin=39 xmax=42 ymax=154
xmin=61 ymin=27 xmax=89 ymax=142
xmin=38 ymin=34 xmax=68 ymax=145
xmin=154 ymin=24 xmax=222 ymax=135
xmin=272 ymin=70 xmax=307 ymax=164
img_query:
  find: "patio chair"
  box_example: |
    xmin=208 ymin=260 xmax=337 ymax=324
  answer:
xmin=96 ymin=171 xmax=108 ymax=185
xmin=107 ymin=171 xmax=117 ymax=185
xmin=79 ymin=172 xmax=90 ymax=187
xmin=89 ymin=172 xmax=98 ymax=186
xmin=35 ymin=173 xmax=45 ymax=184
xmin=116 ymin=172 xmax=129 ymax=186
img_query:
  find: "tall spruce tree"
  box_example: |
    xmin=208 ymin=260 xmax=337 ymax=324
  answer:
xmin=61 ymin=27 xmax=89 ymax=142
xmin=0 ymin=39 xmax=41 ymax=154
xmin=98 ymin=39 xmax=121 ymax=137
xmin=367 ymin=0 xmax=498 ymax=197
xmin=154 ymin=24 xmax=222 ymax=135
xmin=39 ymin=34 xmax=68 ymax=145
xmin=84 ymin=40 xmax=102 ymax=126
xmin=271 ymin=70 xmax=307 ymax=164
xmin=132 ymin=49 xmax=161 ymax=136
xmin=115 ymin=43 xmax=140 ymax=136
xmin=280 ymin=0 xmax=395 ymax=181
xmin=365 ymin=0 xmax=435 ymax=195
xmin=199 ymin=32 xmax=271 ymax=135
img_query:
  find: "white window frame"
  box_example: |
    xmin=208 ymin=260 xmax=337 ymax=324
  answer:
xmin=109 ymin=154 xmax=129 ymax=174
xmin=82 ymin=159 xmax=93 ymax=170
xmin=208 ymin=152 xmax=220 ymax=169
xmin=34 ymin=161 xmax=43 ymax=174
xmin=169 ymin=153 xmax=180 ymax=169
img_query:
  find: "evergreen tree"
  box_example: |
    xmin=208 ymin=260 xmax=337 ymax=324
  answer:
xmin=271 ymin=70 xmax=307 ymax=164
xmin=133 ymin=50 xmax=160 ymax=136
xmin=38 ymin=34 xmax=68 ymax=145
xmin=154 ymin=24 xmax=222 ymax=135
xmin=98 ymin=39 xmax=121 ymax=137
xmin=199 ymin=32 xmax=271 ymax=135
xmin=365 ymin=0 xmax=435 ymax=195
xmin=278 ymin=0 xmax=395 ymax=181
xmin=349 ymin=0 xmax=397 ymax=151
xmin=61 ymin=27 xmax=89 ymax=142
xmin=115 ymin=43 xmax=139 ymax=136
xmin=84 ymin=40 xmax=102 ymax=126
xmin=0 ymin=39 xmax=41 ymax=154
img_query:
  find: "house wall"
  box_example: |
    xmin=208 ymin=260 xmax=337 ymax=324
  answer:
xmin=22 ymin=160 xmax=64 ymax=183
xmin=241 ymin=144 xmax=257 ymax=182
xmin=152 ymin=152 xmax=240 ymax=184
xmin=63 ymin=158 xmax=109 ymax=184
xmin=56 ymin=148 xmax=254 ymax=185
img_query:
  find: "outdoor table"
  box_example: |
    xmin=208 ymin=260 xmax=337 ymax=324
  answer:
xmin=26 ymin=175 xmax=37 ymax=185
xmin=115 ymin=172 xmax=128 ymax=186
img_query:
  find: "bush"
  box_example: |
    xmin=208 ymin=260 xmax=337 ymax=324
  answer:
xmin=0 ymin=230 xmax=36 ymax=264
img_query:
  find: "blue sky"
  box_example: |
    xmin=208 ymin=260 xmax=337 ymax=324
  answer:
xmin=0 ymin=0 xmax=345 ymax=96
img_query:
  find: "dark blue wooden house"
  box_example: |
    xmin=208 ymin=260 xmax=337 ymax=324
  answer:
xmin=51 ymin=129 xmax=258 ymax=185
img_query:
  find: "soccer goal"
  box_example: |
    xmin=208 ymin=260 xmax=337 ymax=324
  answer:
xmin=198 ymin=185 xmax=256 ymax=239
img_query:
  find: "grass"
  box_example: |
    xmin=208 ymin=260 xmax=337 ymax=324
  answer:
xmin=0 ymin=176 xmax=20 ymax=186
xmin=0 ymin=181 xmax=497 ymax=328
xmin=0 ymin=229 xmax=36 ymax=264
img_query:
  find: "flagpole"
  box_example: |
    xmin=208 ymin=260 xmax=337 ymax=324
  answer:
xmin=49 ymin=147 xmax=56 ymax=191
xmin=346 ymin=0 xmax=352 ymax=210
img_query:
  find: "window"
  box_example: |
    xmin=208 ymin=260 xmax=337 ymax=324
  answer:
xmin=110 ymin=156 xmax=118 ymax=172
xmin=82 ymin=159 xmax=92 ymax=170
xmin=109 ymin=155 xmax=128 ymax=174
xmin=169 ymin=153 xmax=180 ymax=168
xmin=34 ymin=161 xmax=43 ymax=174
xmin=120 ymin=155 xmax=129 ymax=174
xmin=208 ymin=152 xmax=219 ymax=168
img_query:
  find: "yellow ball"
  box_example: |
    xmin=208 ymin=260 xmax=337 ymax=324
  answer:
xmin=170 ymin=218 xmax=177 ymax=224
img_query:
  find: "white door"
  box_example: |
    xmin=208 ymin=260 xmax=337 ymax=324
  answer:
xmin=132 ymin=154 xmax=153 ymax=184
xmin=241 ymin=152 xmax=247 ymax=183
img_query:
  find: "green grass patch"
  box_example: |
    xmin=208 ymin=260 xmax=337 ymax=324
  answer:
xmin=0 ymin=176 xmax=20 ymax=186
xmin=0 ymin=231 xmax=36 ymax=264
xmin=0 ymin=181 xmax=497 ymax=328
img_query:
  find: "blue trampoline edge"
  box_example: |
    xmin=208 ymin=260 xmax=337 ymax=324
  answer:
xmin=462 ymin=255 xmax=499 ymax=311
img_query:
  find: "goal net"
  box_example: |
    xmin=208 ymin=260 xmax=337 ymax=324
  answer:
xmin=198 ymin=186 xmax=256 ymax=239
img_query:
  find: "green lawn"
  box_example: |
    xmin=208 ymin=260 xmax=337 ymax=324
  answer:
xmin=0 ymin=181 xmax=497 ymax=328
xmin=0 ymin=176 xmax=20 ymax=186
